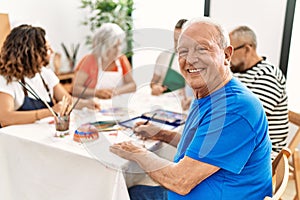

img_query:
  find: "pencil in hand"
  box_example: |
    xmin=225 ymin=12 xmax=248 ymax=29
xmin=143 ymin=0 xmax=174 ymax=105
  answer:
xmin=143 ymin=113 xmax=157 ymax=125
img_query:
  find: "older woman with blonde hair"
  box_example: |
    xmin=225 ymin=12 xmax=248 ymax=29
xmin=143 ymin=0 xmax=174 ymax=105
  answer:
xmin=73 ymin=23 xmax=136 ymax=99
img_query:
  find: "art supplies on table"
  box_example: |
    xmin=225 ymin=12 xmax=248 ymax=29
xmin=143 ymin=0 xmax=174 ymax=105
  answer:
xmin=99 ymin=107 xmax=133 ymax=117
xmin=119 ymin=109 xmax=187 ymax=130
xmin=54 ymin=95 xmax=72 ymax=137
xmin=73 ymin=120 xmax=118 ymax=143
xmin=89 ymin=120 xmax=118 ymax=132
xmin=73 ymin=124 xmax=99 ymax=143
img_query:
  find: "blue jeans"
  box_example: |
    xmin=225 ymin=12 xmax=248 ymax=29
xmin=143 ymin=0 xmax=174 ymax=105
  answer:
xmin=128 ymin=185 xmax=168 ymax=200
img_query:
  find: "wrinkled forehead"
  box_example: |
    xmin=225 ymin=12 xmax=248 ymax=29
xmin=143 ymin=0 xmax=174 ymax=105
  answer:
xmin=178 ymin=23 xmax=219 ymax=48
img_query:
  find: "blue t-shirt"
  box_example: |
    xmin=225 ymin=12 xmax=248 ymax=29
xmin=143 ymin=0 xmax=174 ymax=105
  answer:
xmin=168 ymin=78 xmax=272 ymax=200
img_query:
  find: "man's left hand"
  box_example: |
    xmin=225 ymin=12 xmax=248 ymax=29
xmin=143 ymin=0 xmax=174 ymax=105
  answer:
xmin=110 ymin=141 xmax=147 ymax=161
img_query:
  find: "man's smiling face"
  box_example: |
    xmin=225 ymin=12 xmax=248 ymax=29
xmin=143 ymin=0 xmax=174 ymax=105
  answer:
xmin=177 ymin=22 xmax=231 ymax=96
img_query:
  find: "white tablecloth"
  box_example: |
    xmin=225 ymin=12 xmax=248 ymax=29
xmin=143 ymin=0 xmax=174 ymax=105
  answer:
xmin=0 ymin=87 xmax=181 ymax=200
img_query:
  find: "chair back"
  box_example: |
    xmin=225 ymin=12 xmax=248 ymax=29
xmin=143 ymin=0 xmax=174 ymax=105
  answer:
xmin=288 ymin=110 xmax=300 ymax=153
xmin=264 ymin=148 xmax=291 ymax=200
xmin=293 ymin=148 xmax=300 ymax=200
xmin=288 ymin=110 xmax=300 ymax=200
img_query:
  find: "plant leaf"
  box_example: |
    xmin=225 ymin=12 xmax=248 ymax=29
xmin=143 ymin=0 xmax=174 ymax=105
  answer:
xmin=61 ymin=43 xmax=71 ymax=60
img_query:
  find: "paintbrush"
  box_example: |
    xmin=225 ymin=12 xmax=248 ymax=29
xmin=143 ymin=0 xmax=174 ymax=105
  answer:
xmin=19 ymin=81 xmax=58 ymax=117
xmin=60 ymin=95 xmax=69 ymax=116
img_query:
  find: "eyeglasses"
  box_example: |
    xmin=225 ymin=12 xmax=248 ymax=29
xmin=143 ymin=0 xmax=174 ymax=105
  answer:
xmin=233 ymin=44 xmax=246 ymax=51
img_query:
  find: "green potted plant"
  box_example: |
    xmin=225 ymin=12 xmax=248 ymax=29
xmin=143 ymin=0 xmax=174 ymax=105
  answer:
xmin=79 ymin=0 xmax=134 ymax=58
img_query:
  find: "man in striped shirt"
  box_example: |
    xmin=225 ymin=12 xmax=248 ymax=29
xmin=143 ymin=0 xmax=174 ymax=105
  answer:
xmin=229 ymin=26 xmax=289 ymax=158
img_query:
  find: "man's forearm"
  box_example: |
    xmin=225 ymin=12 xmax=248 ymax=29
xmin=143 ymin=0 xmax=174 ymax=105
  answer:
xmin=133 ymin=152 xmax=213 ymax=196
xmin=131 ymin=149 xmax=185 ymax=194
xmin=158 ymin=130 xmax=181 ymax=147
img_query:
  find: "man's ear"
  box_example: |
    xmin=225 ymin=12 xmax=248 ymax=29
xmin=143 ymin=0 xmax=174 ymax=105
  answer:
xmin=245 ymin=44 xmax=252 ymax=52
xmin=224 ymin=45 xmax=233 ymax=65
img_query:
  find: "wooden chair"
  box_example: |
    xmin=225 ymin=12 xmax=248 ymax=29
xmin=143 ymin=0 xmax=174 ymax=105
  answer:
xmin=288 ymin=110 xmax=300 ymax=154
xmin=288 ymin=110 xmax=300 ymax=200
xmin=264 ymin=147 xmax=291 ymax=200
xmin=293 ymin=149 xmax=300 ymax=200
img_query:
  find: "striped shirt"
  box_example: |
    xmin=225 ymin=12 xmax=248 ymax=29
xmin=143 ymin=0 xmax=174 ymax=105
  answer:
xmin=233 ymin=60 xmax=289 ymax=157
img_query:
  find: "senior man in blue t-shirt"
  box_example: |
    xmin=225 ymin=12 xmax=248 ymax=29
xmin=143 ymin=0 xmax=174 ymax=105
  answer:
xmin=110 ymin=17 xmax=272 ymax=200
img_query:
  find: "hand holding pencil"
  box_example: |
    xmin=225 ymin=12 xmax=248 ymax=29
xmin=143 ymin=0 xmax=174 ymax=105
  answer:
xmin=132 ymin=114 xmax=162 ymax=141
xmin=133 ymin=123 xmax=162 ymax=141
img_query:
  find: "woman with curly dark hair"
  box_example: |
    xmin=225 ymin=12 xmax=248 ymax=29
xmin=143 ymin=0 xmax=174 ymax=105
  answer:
xmin=0 ymin=24 xmax=100 ymax=127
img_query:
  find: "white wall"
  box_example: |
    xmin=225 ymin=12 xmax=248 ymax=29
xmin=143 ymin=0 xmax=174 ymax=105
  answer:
xmin=0 ymin=0 xmax=203 ymax=74
xmin=0 ymin=0 xmax=91 ymax=72
xmin=286 ymin=1 xmax=300 ymax=112
xmin=132 ymin=0 xmax=204 ymax=86
xmin=286 ymin=1 xmax=300 ymax=147
xmin=210 ymin=0 xmax=300 ymax=112
xmin=0 ymin=0 xmax=299 ymax=109
xmin=210 ymin=0 xmax=286 ymax=69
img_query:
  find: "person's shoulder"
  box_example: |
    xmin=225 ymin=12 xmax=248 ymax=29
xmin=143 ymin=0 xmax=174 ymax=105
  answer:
xmin=0 ymin=75 xmax=8 ymax=85
xmin=256 ymin=60 xmax=279 ymax=74
xmin=0 ymin=74 xmax=18 ymax=92
xmin=0 ymin=74 xmax=6 ymax=81
xmin=118 ymin=54 xmax=132 ymax=73
xmin=41 ymin=67 xmax=57 ymax=76
xmin=40 ymin=67 xmax=59 ymax=84
xmin=226 ymin=78 xmax=259 ymax=103
xmin=256 ymin=60 xmax=286 ymax=82
xmin=224 ymin=79 xmax=265 ymax=117
xmin=256 ymin=60 xmax=273 ymax=71
xmin=119 ymin=54 xmax=129 ymax=61
xmin=83 ymin=54 xmax=97 ymax=63
xmin=41 ymin=66 xmax=54 ymax=73
xmin=75 ymin=54 xmax=97 ymax=71
xmin=118 ymin=54 xmax=131 ymax=67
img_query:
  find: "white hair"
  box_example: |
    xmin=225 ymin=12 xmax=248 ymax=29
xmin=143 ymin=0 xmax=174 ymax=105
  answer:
xmin=181 ymin=17 xmax=230 ymax=49
xmin=92 ymin=23 xmax=125 ymax=57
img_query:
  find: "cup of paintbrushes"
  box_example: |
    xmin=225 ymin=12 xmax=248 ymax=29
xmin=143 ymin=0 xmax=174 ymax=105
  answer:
xmin=54 ymin=96 xmax=72 ymax=137
xmin=54 ymin=115 xmax=70 ymax=137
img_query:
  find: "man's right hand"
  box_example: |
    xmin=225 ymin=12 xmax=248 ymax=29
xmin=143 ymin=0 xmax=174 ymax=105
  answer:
xmin=133 ymin=122 xmax=163 ymax=141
